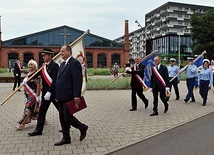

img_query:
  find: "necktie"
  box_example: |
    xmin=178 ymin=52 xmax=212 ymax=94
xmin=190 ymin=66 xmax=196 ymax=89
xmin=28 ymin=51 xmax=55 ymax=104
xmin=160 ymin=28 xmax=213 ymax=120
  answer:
xmin=61 ymin=61 xmax=66 ymax=68
xmin=59 ymin=61 xmax=66 ymax=74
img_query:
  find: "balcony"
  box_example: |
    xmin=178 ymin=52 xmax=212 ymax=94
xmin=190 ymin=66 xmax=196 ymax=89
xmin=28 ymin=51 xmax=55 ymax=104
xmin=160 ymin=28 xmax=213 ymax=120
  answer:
xmin=177 ymin=17 xmax=184 ymax=21
xmin=187 ymin=11 xmax=193 ymax=14
xmin=167 ymin=9 xmax=174 ymax=13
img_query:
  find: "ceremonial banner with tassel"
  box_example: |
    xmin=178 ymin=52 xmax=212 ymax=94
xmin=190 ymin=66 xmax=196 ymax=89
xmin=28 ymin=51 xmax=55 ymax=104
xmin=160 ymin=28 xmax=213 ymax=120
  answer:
xmin=142 ymin=53 xmax=155 ymax=89
xmin=54 ymin=36 xmax=87 ymax=96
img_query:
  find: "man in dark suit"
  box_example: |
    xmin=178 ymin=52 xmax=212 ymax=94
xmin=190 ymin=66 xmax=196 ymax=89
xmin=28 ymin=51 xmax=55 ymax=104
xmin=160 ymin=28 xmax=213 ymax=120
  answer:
xmin=150 ymin=56 xmax=169 ymax=116
xmin=126 ymin=56 xmax=148 ymax=111
xmin=54 ymin=45 xmax=88 ymax=146
xmin=28 ymin=48 xmax=60 ymax=136
xmin=13 ymin=60 xmax=21 ymax=91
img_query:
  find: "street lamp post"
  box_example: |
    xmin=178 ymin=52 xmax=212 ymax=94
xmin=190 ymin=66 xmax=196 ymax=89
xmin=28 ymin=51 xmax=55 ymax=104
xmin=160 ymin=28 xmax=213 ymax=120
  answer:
xmin=178 ymin=31 xmax=181 ymax=69
xmin=178 ymin=26 xmax=191 ymax=69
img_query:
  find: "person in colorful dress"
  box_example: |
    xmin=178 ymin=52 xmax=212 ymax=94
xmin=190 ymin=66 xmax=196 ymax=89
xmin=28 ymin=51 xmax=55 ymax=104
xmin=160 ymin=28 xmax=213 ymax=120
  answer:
xmin=16 ymin=60 xmax=41 ymax=130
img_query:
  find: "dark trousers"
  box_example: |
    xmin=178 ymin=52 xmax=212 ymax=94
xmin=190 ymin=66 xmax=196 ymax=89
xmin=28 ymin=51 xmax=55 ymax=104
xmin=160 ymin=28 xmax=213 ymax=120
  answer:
xmin=213 ymin=75 xmax=214 ymax=87
xmin=13 ymin=75 xmax=21 ymax=90
xmin=185 ymin=78 xmax=195 ymax=101
xmin=131 ymin=87 xmax=148 ymax=109
xmin=168 ymin=77 xmax=180 ymax=99
xmin=36 ymin=97 xmax=59 ymax=132
xmin=199 ymin=80 xmax=210 ymax=104
xmin=58 ymin=101 xmax=86 ymax=140
xmin=152 ymin=85 xmax=168 ymax=113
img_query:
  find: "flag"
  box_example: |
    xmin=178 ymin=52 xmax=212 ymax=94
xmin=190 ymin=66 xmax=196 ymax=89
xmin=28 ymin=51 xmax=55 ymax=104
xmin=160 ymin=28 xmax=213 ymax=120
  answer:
xmin=71 ymin=38 xmax=87 ymax=96
xmin=54 ymin=37 xmax=87 ymax=96
xmin=142 ymin=54 xmax=155 ymax=88
xmin=194 ymin=56 xmax=203 ymax=67
xmin=194 ymin=56 xmax=203 ymax=89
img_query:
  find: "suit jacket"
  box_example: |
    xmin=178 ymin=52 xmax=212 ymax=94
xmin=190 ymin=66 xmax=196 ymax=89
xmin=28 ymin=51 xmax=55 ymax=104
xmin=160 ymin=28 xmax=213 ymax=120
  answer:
xmin=13 ymin=62 xmax=21 ymax=76
xmin=55 ymin=57 xmax=82 ymax=102
xmin=127 ymin=63 xmax=145 ymax=89
xmin=40 ymin=60 xmax=59 ymax=95
xmin=151 ymin=64 xmax=169 ymax=89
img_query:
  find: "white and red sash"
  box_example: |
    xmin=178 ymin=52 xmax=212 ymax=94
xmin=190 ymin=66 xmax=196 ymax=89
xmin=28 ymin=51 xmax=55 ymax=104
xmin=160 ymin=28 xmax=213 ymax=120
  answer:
xmin=24 ymin=84 xmax=37 ymax=105
xmin=134 ymin=74 xmax=149 ymax=91
xmin=41 ymin=63 xmax=52 ymax=86
xmin=24 ymin=81 xmax=40 ymax=111
xmin=152 ymin=66 xmax=171 ymax=96
xmin=152 ymin=66 xmax=166 ymax=88
xmin=133 ymin=65 xmax=149 ymax=91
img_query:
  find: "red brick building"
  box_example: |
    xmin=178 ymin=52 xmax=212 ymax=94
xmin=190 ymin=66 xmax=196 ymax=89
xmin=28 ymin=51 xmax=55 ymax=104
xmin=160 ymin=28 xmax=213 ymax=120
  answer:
xmin=0 ymin=20 xmax=130 ymax=69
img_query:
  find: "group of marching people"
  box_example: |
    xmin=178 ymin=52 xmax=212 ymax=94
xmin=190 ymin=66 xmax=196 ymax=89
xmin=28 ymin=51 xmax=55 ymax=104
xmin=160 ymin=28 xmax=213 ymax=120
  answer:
xmin=125 ymin=55 xmax=214 ymax=116
xmin=15 ymin=46 xmax=88 ymax=146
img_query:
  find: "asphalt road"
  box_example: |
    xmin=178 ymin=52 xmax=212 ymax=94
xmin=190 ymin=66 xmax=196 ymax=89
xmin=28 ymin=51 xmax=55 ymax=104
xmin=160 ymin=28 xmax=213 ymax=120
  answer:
xmin=109 ymin=112 xmax=214 ymax=155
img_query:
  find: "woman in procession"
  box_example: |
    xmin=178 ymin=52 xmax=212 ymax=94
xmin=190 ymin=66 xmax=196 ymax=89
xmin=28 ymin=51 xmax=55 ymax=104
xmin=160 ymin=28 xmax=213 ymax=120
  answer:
xmin=15 ymin=60 xmax=41 ymax=130
xmin=198 ymin=59 xmax=213 ymax=106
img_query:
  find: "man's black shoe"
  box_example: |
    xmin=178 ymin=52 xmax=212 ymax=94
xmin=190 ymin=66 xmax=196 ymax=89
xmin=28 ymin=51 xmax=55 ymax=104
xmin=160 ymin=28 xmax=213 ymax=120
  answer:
xmin=145 ymin=100 xmax=149 ymax=109
xmin=54 ymin=139 xmax=71 ymax=146
xmin=164 ymin=105 xmax=169 ymax=113
xmin=59 ymin=130 xmax=62 ymax=132
xmin=184 ymin=99 xmax=188 ymax=103
xmin=190 ymin=100 xmax=195 ymax=102
xmin=150 ymin=112 xmax=158 ymax=116
xmin=175 ymin=97 xmax=180 ymax=100
xmin=28 ymin=130 xmax=42 ymax=136
xmin=129 ymin=109 xmax=137 ymax=111
xmin=80 ymin=125 xmax=88 ymax=141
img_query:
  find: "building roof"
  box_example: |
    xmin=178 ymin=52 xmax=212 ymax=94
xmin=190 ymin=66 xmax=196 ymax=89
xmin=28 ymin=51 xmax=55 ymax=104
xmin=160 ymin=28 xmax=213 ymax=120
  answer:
xmin=3 ymin=25 xmax=123 ymax=48
xmin=146 ymin=1 xmax=214 ymax=16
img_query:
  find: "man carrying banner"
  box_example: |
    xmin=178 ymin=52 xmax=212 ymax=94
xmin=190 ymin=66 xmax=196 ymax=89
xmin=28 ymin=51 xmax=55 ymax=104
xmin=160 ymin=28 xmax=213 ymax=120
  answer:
xmin=184 ymin=57 xmax=197 ymax=103
xmin=150 ymin=56 xmax=169 ymax=116
xmin=167 ymin=58 xmax=180 ymax=101
xmin=54 ymin=45 xmax=88 ymax=146
xmin=126 ymin=56 xmax=149 ymax=111
xmin=28 ymin=48 xmax=60 ymax=136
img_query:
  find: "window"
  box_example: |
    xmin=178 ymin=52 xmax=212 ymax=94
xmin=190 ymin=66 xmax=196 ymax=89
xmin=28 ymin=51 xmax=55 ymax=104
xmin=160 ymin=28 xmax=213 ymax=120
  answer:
xmin=86 ymin=53 xmax=93 ymax=68
xmin=8 ymin=53 xmax=18 ymax=68
xmin=111 ymin=54 xmax=120 ymax=67
xmin=24 ymin=53 xmax=34 ymax=67
xmin=97 ymin=54 xmax=106 ymax=68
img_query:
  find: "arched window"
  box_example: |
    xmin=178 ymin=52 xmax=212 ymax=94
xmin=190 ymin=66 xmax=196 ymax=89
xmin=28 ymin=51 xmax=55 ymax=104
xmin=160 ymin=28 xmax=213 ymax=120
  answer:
xmin=8 ymin=53 xmax=18 ymax=68
xmin=24 ymin=53 xmax=34 ymax=67
xmin=86 ymin=53 xmax=93 ymax=68
xmin=97 ymin=54 xmax=106 ymax=68
xmin=111 ymin=54 xmax=120 ymax=67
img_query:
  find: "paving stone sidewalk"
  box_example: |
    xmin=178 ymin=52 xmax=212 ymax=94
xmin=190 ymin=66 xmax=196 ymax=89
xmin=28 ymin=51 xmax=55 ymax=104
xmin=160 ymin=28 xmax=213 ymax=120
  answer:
xmin=0 ymin=82 xmax=214 ymax=155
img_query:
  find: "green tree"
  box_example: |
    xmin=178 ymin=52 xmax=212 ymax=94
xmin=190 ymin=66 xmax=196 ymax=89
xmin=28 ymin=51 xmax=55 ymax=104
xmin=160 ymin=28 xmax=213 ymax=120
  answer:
xmin=190 ymin=9 xmax=214 ymax=58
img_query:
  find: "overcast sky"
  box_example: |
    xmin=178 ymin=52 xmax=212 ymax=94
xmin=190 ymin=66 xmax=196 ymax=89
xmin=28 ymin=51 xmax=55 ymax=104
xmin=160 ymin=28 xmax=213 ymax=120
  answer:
xmin=0 ymin=0 xmax=213 ymax=41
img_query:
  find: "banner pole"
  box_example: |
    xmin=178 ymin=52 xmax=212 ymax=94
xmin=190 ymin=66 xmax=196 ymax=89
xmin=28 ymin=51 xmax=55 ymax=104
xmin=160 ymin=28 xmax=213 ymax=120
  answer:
xmin=0 ymin=30 xmax=90 ymax=106
xmin=109 ymin=51 xmax=156 ymax=84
